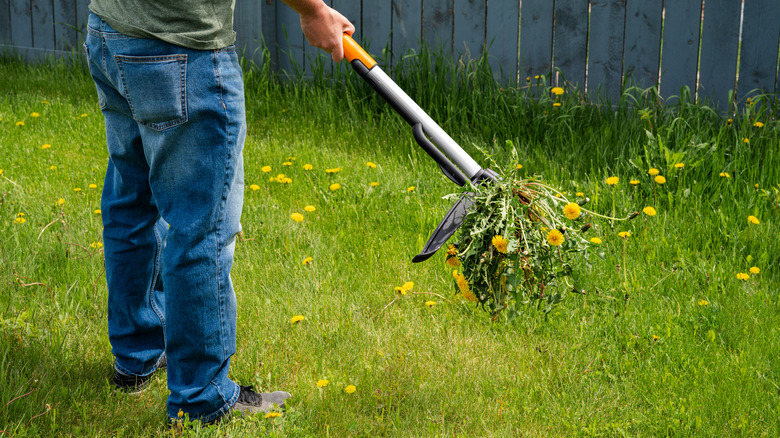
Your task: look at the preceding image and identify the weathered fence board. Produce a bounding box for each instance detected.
[54,0,79,51]
[31,0,55,51]
[0,0,12,45]
[660,0,702,100]
[622,0,663,90]
[10,0,33,49]
[553,0,588,88]
[698,0,741,110]
[738,0,780,101]
[5,0,780,113]
[486,0,518,83]
[392,0,422,66]
[518,0,553,83]
[423,0,453,54]
[454,0,486,61]
[588,0,627,102]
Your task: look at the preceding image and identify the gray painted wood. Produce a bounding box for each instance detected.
[5,0,780,114]
[552,0,588,89]
[660,0,702,101]
[486,0,518,84]
[392,0,422,61]
[453,0,485,60]
[234,0,264,66]
[698,0,741,110]
[277,3,304,76]
[1,0,12,44]
[739,0,780,99]
[32,0,55,50]
[261,0,278,68]
[360,0,392,63]
[519,0,554,83]
[11,0,33,49]
[54,0,79,51]
[622,0,663,90]
[588,0,627,102]
[423,0,453,54]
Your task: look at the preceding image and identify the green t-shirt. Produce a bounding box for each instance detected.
[89,0,237,50]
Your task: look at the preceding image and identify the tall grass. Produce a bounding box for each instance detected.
[0,46,778,437]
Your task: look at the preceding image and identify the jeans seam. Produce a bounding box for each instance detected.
[213,49,230,360]
[149,216,166,331]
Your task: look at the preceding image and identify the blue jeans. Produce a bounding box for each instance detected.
[84,13,245,422]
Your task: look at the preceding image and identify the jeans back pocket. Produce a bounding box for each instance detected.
[116,54,188,131]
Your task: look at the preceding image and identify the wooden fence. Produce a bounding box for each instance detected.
[2,0,780,111]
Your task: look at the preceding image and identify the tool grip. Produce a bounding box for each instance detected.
[343,34,376,69]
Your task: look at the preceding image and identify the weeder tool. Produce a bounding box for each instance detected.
[342,34,498,262]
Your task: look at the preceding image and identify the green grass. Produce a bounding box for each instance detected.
[1,51,779,437]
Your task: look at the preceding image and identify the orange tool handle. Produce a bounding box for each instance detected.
[343,34,377,69]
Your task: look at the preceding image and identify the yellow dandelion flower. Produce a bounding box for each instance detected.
[90,242,103,249]
[618,231,631,238]
[492,235,509,253]
[653,335,661,341]
[445,255,461,268]
[325,168,342,173]
[344,385,356,394]
[642,206,657,216]
[750,266,760,274]
[88,183,98,189]
[282,161,293,166]
[56,198,65,205]
[0,169,3,175]
[516,164,523,170]
[304,205,316,212]
[31,112,40,117]
[303,163,313,170]
[563,203,581,220]
[546,229,564,246]
[401,282,414,292]
[249,184,260,191]
[727,118,733,125]
[370,182,379,187]
[280,177,292,184]
[606,176,619,186]
[265,412,282,418]
[551,87,564,95]
[589,237,602,244]
[366,162,377,168]
[552,102,562,107]
[80,113,88,118]
[742,138,750,143]
[302,257,313,265]
[316,379,329,388]
[178,409,184,419]
[754,121,764,128]
[290,213,304,222]
[407,186,415,192]
[94,209,102,214]
[329,183,341,191]
[41,144,51,149]
[291,315,305,324]
[73,187,82,192]
[16,121,24,127]
[576,192,584,197]
[719,172,731,178]
[698,299,709,306]
[425,300,436,307]
[49,166,57,170]
[654,175,666,184]
[648,168,660,176]
[736,273,750,281]
[286,156,296,161]
[13,217,26,224]
[747,215,760,224]
[674,163,684,169]
[629,180,640,186]
[261,166,272,173]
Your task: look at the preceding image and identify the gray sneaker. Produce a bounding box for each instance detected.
[232,385,291,414]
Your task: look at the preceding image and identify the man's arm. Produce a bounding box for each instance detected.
[280,0,355,62]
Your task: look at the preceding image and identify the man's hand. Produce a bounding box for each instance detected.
[281,0,355,62]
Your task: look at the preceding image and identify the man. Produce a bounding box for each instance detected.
[83,0,353,424]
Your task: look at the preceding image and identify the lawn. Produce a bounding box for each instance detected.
[1,52,779,437]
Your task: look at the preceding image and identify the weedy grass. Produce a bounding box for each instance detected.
[1,48,779,437]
